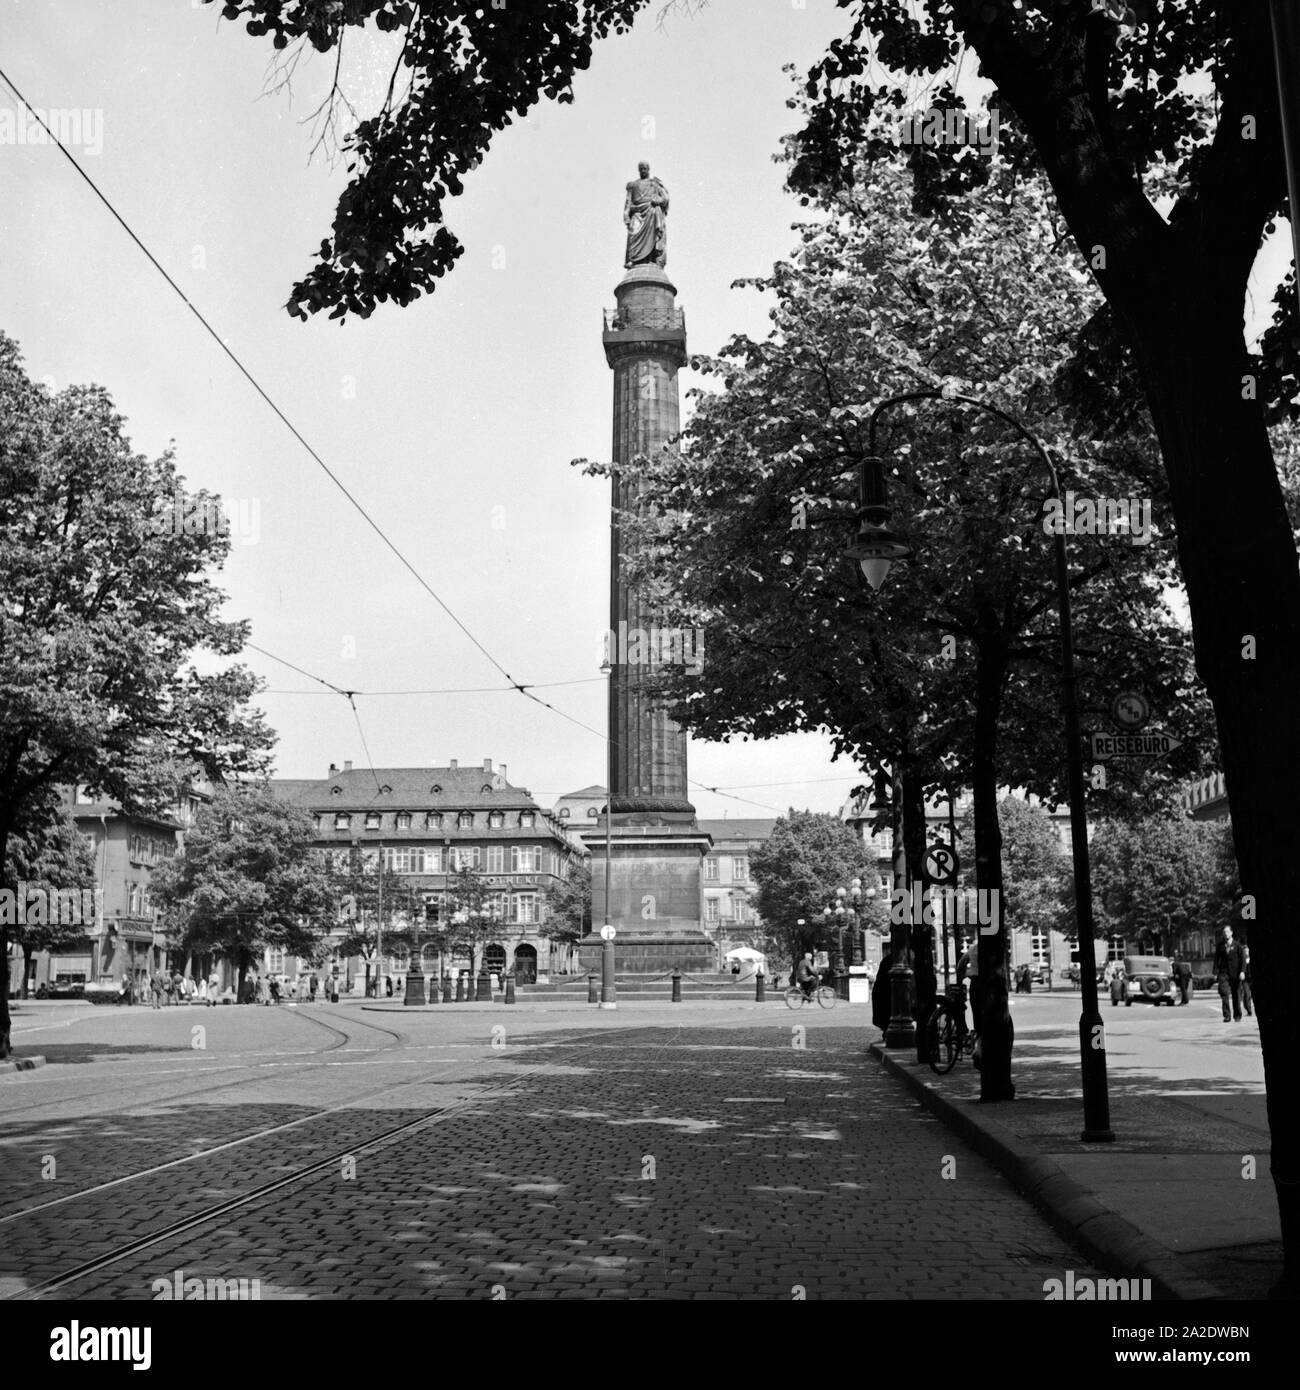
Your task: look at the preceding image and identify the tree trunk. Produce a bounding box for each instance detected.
[902,763,936,1063]
[0,828,13,1058]
[21,943,34,999]
[1118,282,1300,1292]
[972,634,1013,1101]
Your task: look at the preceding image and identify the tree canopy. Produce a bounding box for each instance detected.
[0,332,274,1053]
[151,783,332,996]
[749,810,875,964]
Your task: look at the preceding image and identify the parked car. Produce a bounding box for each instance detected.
[35,979,85,1000]
[83,979,128,1005]
[1123,955,1177,1006]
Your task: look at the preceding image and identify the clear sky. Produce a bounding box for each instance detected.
[0,1,1287,816]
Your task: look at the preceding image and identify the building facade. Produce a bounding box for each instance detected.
[272,759,580,990]
[697,818,775,965]
[7,784,208,997]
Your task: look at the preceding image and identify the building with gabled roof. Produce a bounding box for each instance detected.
[270,758,580,988]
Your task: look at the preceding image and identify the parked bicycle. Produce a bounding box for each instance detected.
[927,984,978,1073]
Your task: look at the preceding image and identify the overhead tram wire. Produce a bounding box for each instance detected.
[246,643,782,814]
[1,70,779,817]
[0,66,523,695]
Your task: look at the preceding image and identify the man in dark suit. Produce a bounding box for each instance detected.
[1214,926,1244,1022]
[1173,955,1193,1006]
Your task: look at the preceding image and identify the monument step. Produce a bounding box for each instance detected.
[522,975,772,996]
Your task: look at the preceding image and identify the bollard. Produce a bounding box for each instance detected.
[455,972,466,1003]
[671,969,682,1003]
[442,976,453,1004]
[505,976,516,1005]
[755,971,766,1003]
[587,973,599,1004]
[476,970,491,1002]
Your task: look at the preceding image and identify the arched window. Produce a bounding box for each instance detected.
[484,943,507,973]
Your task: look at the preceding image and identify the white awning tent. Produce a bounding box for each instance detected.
[724,946,765,960]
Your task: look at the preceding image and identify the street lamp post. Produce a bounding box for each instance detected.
[850,389,1113,1141]
[403,877,426,1005]
[600,654,617,1009]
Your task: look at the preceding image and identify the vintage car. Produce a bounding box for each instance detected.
[1123,955,1177,1006]
[34,979,85,1000]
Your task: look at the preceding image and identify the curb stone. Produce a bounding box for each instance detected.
[870,1041,1227,1302]
[0,1056,46,1078]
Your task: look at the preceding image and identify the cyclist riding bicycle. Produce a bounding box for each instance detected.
[795,954,820,1000]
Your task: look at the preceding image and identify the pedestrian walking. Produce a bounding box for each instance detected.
[957,940,982,1032]
[1174,955,1193,1005]
[309,975,318,1003]
[1239,941,1254,1017]
[1108,964,1125,1007]
[1214,926,1244,1022]
[269,976,281,1005]
[385,975,394,998]
[150,972,163,1009]
[330,975,339,1003]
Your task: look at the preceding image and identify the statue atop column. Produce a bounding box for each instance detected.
[623,162,668,269]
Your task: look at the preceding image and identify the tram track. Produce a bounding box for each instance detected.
[0,1004,406,1121]
[2,1024,633,1299]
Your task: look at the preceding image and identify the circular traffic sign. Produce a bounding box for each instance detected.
[1111,691,1150,731]
[924,841,960,886]
[600,924,617,941]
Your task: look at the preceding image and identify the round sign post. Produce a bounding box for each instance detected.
[1111,691,1150,731]
[924,842,960,888]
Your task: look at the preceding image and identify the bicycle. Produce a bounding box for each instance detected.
[784,982,837,1010]
[927,988,978,1073]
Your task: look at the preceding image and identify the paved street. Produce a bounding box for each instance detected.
[0,997,1110,1300]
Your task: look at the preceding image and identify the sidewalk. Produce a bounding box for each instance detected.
[873,1000,1281,1300]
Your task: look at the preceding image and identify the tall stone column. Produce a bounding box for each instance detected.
[578,262,714,975]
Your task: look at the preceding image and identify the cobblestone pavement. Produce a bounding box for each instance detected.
[1,1001,1108,1299]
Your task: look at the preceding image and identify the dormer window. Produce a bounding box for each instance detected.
[430,784,443,794]
[559,807,570,818]
[396,812,411,829]
[520,812,535,828]
[334,813,350,831]
[458,812,473,829]
[489,811,504,829]
[481,784,494,794]
[330,786,342,796]
[379,784,392,795]
[426,812,443,829]
[365,812,382,831]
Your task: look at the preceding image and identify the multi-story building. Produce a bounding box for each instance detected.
[273,759,579,989]
[551,784,609,852]
[697,819,774,965]
[7,783,209,997]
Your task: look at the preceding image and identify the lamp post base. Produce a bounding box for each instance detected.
[884,961,916,1047]
[402,974,426,1006]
